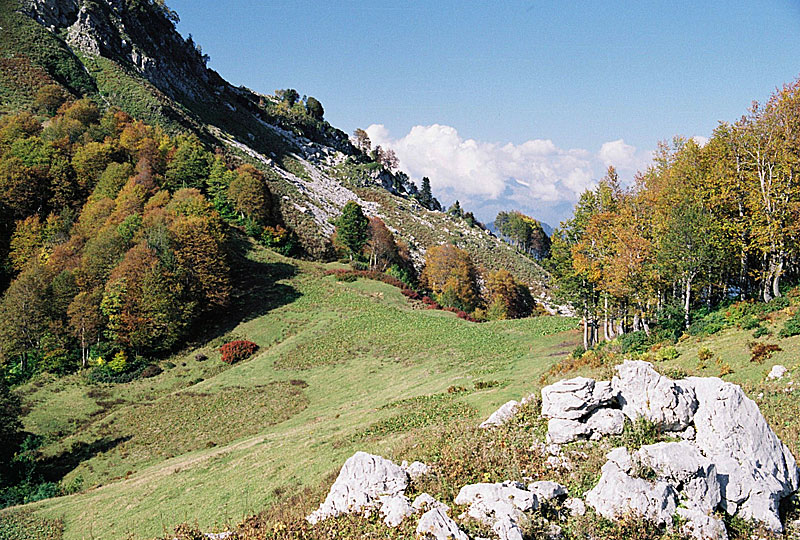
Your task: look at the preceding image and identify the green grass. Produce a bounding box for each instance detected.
[0,509,62,540]
[4,244,578,539]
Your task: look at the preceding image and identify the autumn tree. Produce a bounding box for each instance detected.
[35,84,67,116]
[67,290,103,368]
[365,217,399,271]
[227,164,271,223]
[485,269,535,319]
[0,264,51,372]
[353,129,371,153]
[421,244,481,312]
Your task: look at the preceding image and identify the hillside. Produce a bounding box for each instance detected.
[0,0,549,290]
[7,243,800,539]
[2,241,577,539]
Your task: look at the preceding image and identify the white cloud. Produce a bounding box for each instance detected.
[691,135,710,147]
[598,139,637,169]
[364,124,653,225]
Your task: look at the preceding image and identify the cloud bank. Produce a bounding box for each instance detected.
[365,124,652,227]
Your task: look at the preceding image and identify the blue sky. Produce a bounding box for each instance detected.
[168,0,800,225]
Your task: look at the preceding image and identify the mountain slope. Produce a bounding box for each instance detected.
[7,243,576,539]
[1,0,550,289]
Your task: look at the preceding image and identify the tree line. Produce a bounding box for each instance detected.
[548,79,800,349]
[0,93,289,381]
[334,201,536,320]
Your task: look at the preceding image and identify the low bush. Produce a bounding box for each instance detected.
[220,340,259,364]
[749,342,781,364]
[779,311,800,338]
[618,330,650,353]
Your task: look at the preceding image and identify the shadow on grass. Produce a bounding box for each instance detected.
[38,436,131,482]
[187,232,302,345]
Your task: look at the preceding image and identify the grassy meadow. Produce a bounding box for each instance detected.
[2,243,577,539]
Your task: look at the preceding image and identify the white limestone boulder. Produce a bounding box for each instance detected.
[379,494,413,527]
[585,448,678,526]
[306,451,409,524]
[635,441,721,512]
[402,460,431,480]
[564,497,586,517]
[686,376,800,531]
[416,507,469,540]
[546,418,592,444]
[676,508,729,540]
[480,400,520,428]
[412,493,450,513]
[585,407,626,439]
[541,377,615,420]
[455,481,537,540]
[527,480,567,502]
[768,364,788,380]
[612,360,697,431]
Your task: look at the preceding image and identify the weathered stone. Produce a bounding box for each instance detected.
[379,494,413,527]
[676,508,729,540]
[585,407,625,439]
[585,449,678,526]
[635,441,721,512]
[416,508,469,540]
[613,360,697,430]
[546,418,591,444]
[541,377,614,420]
[412,493,449,513]
[307,452,408,524]
[564,497,586,517]
[455,481,537,539]
[492,517,524,540]
[686,376,800,531]
[527,480,567,501]
[768,364,788,380]
[479,400,520,428]
[403,460,431,480]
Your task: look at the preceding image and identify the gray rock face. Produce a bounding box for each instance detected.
[541,377,615,420]
[307,452,409,525]
[613,360,697,430]
[546,418,592,444]
[585,407,625,439]
[676,508,728,540]
[768,364,788,380]
[527,480,567,502]
[479,400,520,428]
[454,481,537,540]
[416,508,469,540]
[635,442,721,512]
[585,449,678,526]
[687,376,799,531]
[21,0,79,28]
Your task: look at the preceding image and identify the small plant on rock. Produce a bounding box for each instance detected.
[621,416,660,450]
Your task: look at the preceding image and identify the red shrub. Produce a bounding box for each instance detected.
[401,289,421,300]
[220,340,259,364]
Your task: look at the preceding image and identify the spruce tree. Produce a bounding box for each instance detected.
[336,201,369,259]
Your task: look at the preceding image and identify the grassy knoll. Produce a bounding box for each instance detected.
[4,244,577,539]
